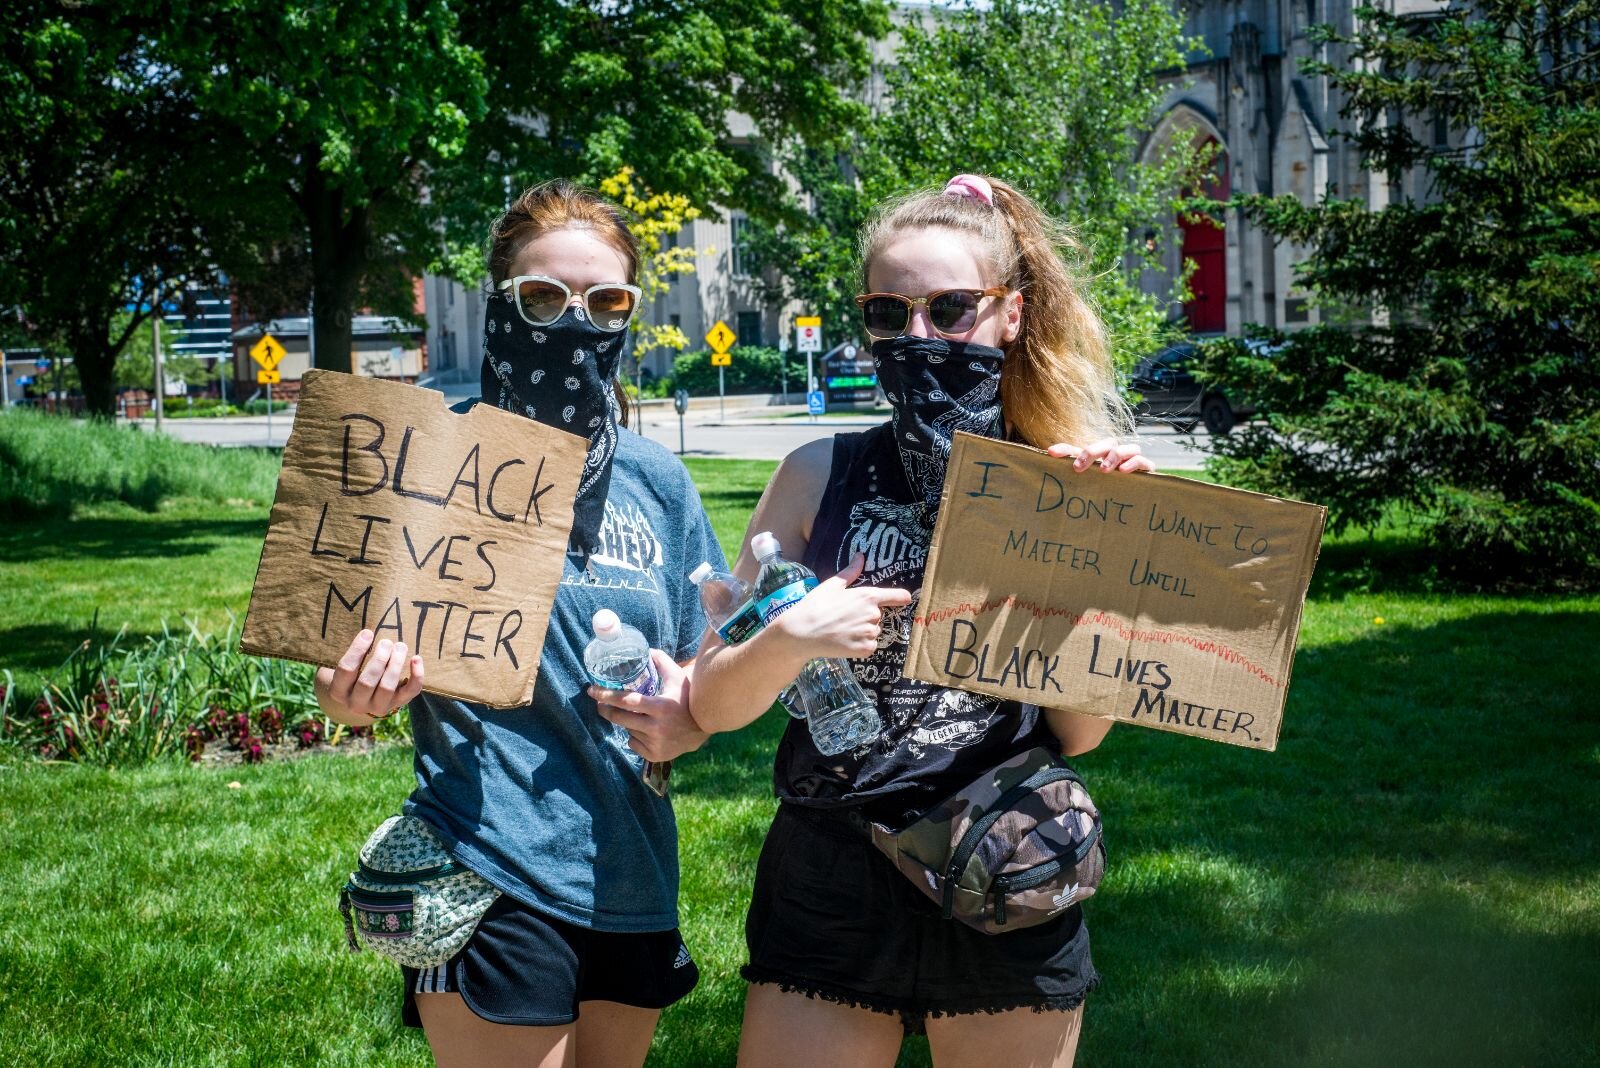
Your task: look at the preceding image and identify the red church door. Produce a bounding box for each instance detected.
[1180,140,1229,334]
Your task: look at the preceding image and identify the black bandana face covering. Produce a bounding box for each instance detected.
[873,335,1005,516]
[481,294,626,562]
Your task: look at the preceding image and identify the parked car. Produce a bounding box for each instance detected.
[1127,338,1273,434]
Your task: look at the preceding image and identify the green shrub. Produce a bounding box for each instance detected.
[1202,5,1600,585]
[667,346,810,396]
[141,397,240,418]
[243,397,292,416]
[0,407,280,517]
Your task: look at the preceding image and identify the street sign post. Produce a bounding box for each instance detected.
[795,316,822,352]
[251,332,288,448]
[0,350,7,409]
[704,321,735,352]
[250,333,286,371]
[705,320,735,423]
[153,318,165,431]
[796,315,822,417]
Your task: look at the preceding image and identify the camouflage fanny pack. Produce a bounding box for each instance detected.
[337,815,500,969]
[857,747,1105,935]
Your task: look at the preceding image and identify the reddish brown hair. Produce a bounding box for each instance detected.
[488,179,639,426]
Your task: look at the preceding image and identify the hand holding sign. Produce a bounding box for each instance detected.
[317,629,425,721]
[241,370,587,707]
[906,434,1325,751]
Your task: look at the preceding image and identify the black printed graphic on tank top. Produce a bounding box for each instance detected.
[774,424,1055,829]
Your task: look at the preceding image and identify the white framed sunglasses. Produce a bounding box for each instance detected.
[496,274,642,332]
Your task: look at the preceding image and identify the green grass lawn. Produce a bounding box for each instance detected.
[1,435,1597,1066]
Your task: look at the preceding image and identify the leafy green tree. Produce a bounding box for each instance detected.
[108,314,217,393]
[745,0,1200,367]
[739,147,871,345]
[154,0,491,374]
[1201,1,1600,583]
[0,6,227,417]
[5,0,890,397]
[597,167,713,381]
[435,0,891,256]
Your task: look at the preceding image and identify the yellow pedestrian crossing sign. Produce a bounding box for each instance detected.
[710,351,732,367]
[705,320,736,354]
[250,333,286,371]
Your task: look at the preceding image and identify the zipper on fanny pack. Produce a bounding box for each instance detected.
[357,859,465,884]
[940,765,1085,921]
[987,825,1103,927]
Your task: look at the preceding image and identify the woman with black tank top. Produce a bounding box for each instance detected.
[691,175,1154,1067]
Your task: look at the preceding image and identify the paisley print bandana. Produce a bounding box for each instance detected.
[481,293,625,562]
[872,335,1005,518]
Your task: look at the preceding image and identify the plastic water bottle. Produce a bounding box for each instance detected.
[750,532,883,755]
[584,609,669,796]
[689,562,805,719]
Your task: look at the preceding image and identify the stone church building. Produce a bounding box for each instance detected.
[1140,0,1447,334]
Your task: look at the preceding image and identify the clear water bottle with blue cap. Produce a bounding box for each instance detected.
[750,531,882,755]
[689,561,805,718]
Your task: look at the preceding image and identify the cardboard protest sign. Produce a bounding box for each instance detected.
[241,370,587,707]
[905,433,1326,751]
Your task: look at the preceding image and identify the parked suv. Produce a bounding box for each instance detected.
[1127,339,1267,434]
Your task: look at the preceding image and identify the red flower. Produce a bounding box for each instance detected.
[255,705,284,745]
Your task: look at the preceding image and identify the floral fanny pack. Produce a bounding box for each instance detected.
[337,815,500,969]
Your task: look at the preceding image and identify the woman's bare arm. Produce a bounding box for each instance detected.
[688,438,909,734]
[1043,707,1114,757]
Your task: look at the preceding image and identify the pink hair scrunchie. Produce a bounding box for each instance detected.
[942,174,995,206]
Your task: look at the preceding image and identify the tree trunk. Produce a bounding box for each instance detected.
[68,313,118,420]
[303,162,371,373]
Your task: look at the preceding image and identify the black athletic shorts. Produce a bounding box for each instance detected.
[401,894,699,1027]
[742,802,1099,1034]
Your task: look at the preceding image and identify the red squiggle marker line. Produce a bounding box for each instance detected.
[914,599,1285,688]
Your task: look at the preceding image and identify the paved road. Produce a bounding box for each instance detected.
[638,408,1216,468]
[144,405,1218,468]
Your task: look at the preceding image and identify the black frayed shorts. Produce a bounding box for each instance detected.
[742,802,1099,1034]
[401,894,698,1028]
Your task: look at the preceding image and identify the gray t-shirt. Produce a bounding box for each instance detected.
[404,427,724,932]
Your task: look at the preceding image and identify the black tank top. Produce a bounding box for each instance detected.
[774,424,1055,828]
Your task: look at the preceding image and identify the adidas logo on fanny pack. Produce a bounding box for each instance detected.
[1049,884,1082,912]
[672,944,692,969]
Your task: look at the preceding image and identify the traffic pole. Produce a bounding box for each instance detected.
[153,317,164,431]
[807,349,815,424]
[718,364,725,423]
[1,350,8,409]
[266,382,273,447]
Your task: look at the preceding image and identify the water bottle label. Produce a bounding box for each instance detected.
[634,663,660,696]
[755,577,818,624]
[715,597,765,645]
[587,661,659,696]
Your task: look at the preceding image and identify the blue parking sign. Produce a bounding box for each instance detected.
[807,390,826,415]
